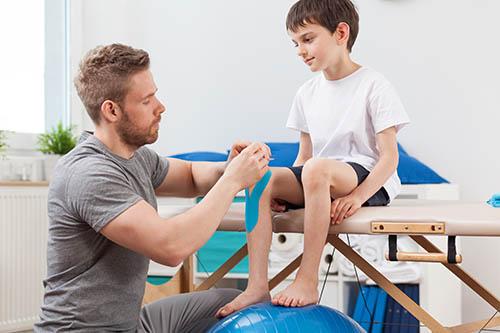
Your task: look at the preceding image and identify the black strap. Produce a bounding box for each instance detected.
[388,235,398,261]
[448,236,457,264]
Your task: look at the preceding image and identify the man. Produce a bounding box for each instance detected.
[34,43,270,332]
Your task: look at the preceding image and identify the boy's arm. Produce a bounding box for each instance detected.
[331,126,399,223]
[293,132,313,166]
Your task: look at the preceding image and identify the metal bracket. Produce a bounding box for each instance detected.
[371,221,445,234]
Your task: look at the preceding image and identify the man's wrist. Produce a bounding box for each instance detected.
[219,174,241,196]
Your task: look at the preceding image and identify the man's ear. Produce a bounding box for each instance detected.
[335,22,350,45]
[100,100,121,123]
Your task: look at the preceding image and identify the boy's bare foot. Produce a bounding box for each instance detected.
[216,288,271,318]
[271,278,318,307]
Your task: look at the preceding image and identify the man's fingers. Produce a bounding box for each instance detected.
[241,142,261,156]
[263,144,271,159]
[236,141,252,152]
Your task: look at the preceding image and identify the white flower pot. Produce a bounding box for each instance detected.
[43,154,61,182]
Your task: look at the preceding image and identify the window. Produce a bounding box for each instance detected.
[0,0,69,151]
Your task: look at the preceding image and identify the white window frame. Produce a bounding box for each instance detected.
[5,0,70,155]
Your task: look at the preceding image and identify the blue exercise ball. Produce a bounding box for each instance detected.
[208,302,365,333]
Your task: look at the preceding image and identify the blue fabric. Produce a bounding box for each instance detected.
[487,193,500,207]
[265,142,448,185]
[169,143,448,185]
[169,151,228,162]
[372,288,388,333]
[265,142,300,167]
[396,144,448,184]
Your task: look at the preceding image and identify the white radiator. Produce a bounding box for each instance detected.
[0,187,48,332]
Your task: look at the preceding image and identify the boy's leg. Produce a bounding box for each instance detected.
[272,158,358,307]
[216,167,304,317]
[138,288,241,333]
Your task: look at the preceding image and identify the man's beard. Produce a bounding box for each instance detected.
[116,111,158,148]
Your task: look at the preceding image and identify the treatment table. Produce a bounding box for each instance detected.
[151,200,500,333]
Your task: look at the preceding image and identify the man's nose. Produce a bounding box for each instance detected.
[158,101,166,115]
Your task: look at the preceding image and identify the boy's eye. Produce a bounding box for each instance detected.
[143,99,150,105]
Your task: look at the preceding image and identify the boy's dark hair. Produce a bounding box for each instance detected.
[74,43,150,125]
[286,0,359,52]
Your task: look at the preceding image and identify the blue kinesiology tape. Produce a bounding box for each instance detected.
[244,170,272,233]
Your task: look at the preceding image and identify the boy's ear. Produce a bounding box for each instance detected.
[335,22,350,45]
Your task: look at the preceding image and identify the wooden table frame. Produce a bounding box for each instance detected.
[144,232,500,332]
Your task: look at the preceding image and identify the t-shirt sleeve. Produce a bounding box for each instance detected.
[66,163,143,232]
[368,81,410,134]
[286,90,309,133]
[140,147,170,189]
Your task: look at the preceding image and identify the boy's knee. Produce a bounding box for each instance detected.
[302,158,330,188]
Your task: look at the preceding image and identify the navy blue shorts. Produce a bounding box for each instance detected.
[285,162,390,210]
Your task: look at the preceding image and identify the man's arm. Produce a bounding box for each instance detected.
[102,178,239,267]
[102,142,270,266]
[155,141,266,198]
[154,158,226,198]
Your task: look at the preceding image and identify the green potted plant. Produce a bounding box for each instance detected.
[0,130,7,156]
[37,121,77,182]
[0,130,8,180]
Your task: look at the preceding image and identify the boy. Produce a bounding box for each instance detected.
[217,0,409,316]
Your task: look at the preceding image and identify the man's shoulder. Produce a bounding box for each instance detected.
[61,145,113,172]
[53,146,123,190]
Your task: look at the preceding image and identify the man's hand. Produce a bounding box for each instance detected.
[223,142,270,190]
[227,141,250,162]
[330,194,363,224]
[227,141,271,164]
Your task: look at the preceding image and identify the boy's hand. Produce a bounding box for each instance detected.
[330,194,363,224]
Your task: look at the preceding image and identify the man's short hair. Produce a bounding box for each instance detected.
[74,44,150,124]
[286,0,359,52]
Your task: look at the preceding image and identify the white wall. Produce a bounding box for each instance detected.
[73,0,500,324]
[73,0,311,154]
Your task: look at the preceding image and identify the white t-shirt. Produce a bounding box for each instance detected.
[286,67,410,202]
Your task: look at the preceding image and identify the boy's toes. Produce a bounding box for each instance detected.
[272,294,282,305]
[215,306,226,318]
[216,304,235,318]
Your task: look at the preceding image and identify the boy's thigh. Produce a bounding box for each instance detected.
[138,288,240,333]
[301,159,359,199]
[269,167,304,206]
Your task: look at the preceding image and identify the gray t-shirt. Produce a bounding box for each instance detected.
[34,132,169,332]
